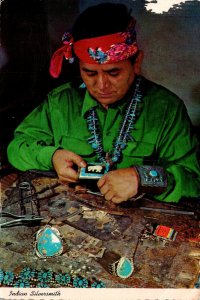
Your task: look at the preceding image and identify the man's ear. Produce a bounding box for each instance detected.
[134,50,144,74]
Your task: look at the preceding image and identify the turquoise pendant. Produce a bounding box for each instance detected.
[116,257,134,279]
[35,225,63,258]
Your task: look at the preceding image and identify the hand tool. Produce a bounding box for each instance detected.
[0,212,44,228]
[140,206,195,216]
[75,188,103,197]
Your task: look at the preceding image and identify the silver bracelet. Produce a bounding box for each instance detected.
[134,165,168,193]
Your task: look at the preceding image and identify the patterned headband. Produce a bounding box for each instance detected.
[49,18,138,78]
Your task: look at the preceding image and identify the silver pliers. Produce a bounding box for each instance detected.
[0,212,44,228]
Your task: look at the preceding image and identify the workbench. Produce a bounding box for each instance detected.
[0,169,200,289]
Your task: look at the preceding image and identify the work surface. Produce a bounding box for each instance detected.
[0,169,200,288]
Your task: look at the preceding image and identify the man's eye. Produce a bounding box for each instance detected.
[109,71,119,77]
[86,72,96,77]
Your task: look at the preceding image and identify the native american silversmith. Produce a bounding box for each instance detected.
[7,3,200,204]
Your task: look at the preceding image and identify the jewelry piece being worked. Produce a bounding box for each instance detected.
[34,225,63,258]
[79,162,110,180]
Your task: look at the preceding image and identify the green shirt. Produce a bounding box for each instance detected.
[7,77,200,202]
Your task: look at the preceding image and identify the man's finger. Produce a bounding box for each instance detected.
[65,161,74,167]
[58,175,78,183]
[99,184,109,196]
[68,152,86,168]
[104,190,114,201]
[97,175,107,189]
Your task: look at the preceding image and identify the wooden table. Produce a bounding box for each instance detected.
[1,169,200,289]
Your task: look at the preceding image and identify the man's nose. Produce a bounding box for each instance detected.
[96,74,110,90]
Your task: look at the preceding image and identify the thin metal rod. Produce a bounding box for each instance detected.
[140,206,195,216]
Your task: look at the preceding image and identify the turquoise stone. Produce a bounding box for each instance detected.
[149,170,158,177]
[37,270,53,282]
[91,281,106,288]
[3,271,14,285]
[14,279,30,288]
[116,257,134,279]
[112,156,118,162]
[73,277,88,288]
[36,226,63,258]
[0,269,4,282]
[92,143,98,149]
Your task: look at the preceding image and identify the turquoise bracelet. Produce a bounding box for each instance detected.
[134,165,168,194]
[0,267,106,288]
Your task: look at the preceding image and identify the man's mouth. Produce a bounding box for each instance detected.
[97,92,114,98]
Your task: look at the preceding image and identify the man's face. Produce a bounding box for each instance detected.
[79,59,139,108]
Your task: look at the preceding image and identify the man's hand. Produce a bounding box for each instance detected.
[52,149,86,183]
[97,167,139,203]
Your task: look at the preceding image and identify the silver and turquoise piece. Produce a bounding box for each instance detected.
[109,256,134,279]
[35,225,63,258]
[116,257,134,279]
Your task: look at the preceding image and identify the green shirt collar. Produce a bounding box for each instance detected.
[81,90,99,117]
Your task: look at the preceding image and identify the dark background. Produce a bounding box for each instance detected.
[0,0,200,166]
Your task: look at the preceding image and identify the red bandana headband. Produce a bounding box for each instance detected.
[49,19,138,78]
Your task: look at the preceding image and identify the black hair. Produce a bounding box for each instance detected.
[72,3,132,42]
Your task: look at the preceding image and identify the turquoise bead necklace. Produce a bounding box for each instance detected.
[86,76,142,165]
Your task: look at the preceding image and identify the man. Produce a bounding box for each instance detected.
[7,3,200,204]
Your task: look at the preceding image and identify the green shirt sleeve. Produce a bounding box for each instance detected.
[7,99,58,171]
[154,98,200,202]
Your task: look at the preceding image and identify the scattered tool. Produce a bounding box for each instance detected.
[18,181,32,215]
[140,206,196,217]
[75,188,103,197]
[0,212,44,228]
